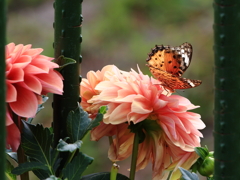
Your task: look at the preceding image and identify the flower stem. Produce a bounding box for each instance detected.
[12,113,29,180]
[110,163,119,180]
[129,132,139,180]
[17,146,29,180]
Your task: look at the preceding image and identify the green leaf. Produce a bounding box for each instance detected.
[179,167,199,180]
[55,55,76,71]
[50,148,61,173]
[19,121,55,178]
[195,147,209,160]
[6,159,16,180]
[57,139,82,152]
[80,172,130,180]
[21,121,53,164]
[62,152,93,180]
[11,162,48,175]
[99,106,107,114]
[31,162,53,180]
[67,105,104,142]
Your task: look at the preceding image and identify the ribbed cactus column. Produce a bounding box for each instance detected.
[213,1,240,179]
[53,0,82,145]
[0,0,6,180]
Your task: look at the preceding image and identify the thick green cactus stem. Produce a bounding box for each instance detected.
[0,0,6,179]
[213,1,240,179]
[53,0,82,146]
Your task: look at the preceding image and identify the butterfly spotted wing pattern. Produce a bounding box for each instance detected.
[146,42,202,92]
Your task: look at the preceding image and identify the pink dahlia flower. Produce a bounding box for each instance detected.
[81,65,205,180]
[6,43,63,151]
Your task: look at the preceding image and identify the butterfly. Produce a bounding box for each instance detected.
[146,42,202,92]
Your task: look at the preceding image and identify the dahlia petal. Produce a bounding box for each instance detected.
[12,55,32,68]
[91,122,117,141]
[168,152,199,180]
[7,66,24,83]
[18,74,42,94]
[6,123,20,152]
[22,48,43,58]
[6,82,17,102]
[9,44,24,63]
[87,70,101,88]
[80,65,205,179]
[24,64,49,74]
[6,109,13,126]
[108,103,131,124]
[9,85,38,117]
[6,43,16,57]
[108,126,134,161]
[128,112,149,123]
[36,70,63,95]
[171,95,200,110]
[95,81,116,91]
[91,85,119,101]
[20,44,31,52]
[131,96,152,114]
[32,55,58,69]
[183,112,206,129]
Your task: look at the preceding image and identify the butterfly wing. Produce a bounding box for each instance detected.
[147,42,192,77]
[146,42,201,92]
[148,66,201,92]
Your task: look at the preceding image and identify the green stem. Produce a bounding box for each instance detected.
[213,1,240,179]
[129,132,139,180]
[0,0,6,179]
[53,0,82,176]
[110,163,119,180]
[17,146,29,180]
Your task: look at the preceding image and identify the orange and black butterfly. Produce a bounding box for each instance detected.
[146,42,202,92]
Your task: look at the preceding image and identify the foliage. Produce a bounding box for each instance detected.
[9,106,106,180]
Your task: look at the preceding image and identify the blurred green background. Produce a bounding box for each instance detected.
[7,0,213,179]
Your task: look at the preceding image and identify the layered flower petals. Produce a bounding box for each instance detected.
[9,85,38,117]
[81,65,205,180]
[5,43,64,151]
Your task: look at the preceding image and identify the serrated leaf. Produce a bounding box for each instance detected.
[179,167,199,180]
[19,121,54,178]
[89,111,104,130]
[11,162,48,175]
[6,159,16,180]
[55,55,76,71]
[195,147,209,160]
[32,165,52,179]
[67,105,104,142]
[57,139,82,152]
[62,152,93,180]
[21,121,53,163]
[80,172,130,180]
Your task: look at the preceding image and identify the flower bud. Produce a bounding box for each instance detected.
[198,156,214,177]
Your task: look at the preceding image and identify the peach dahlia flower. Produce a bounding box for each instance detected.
[81,65,205,180]
[6,43,63,151]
